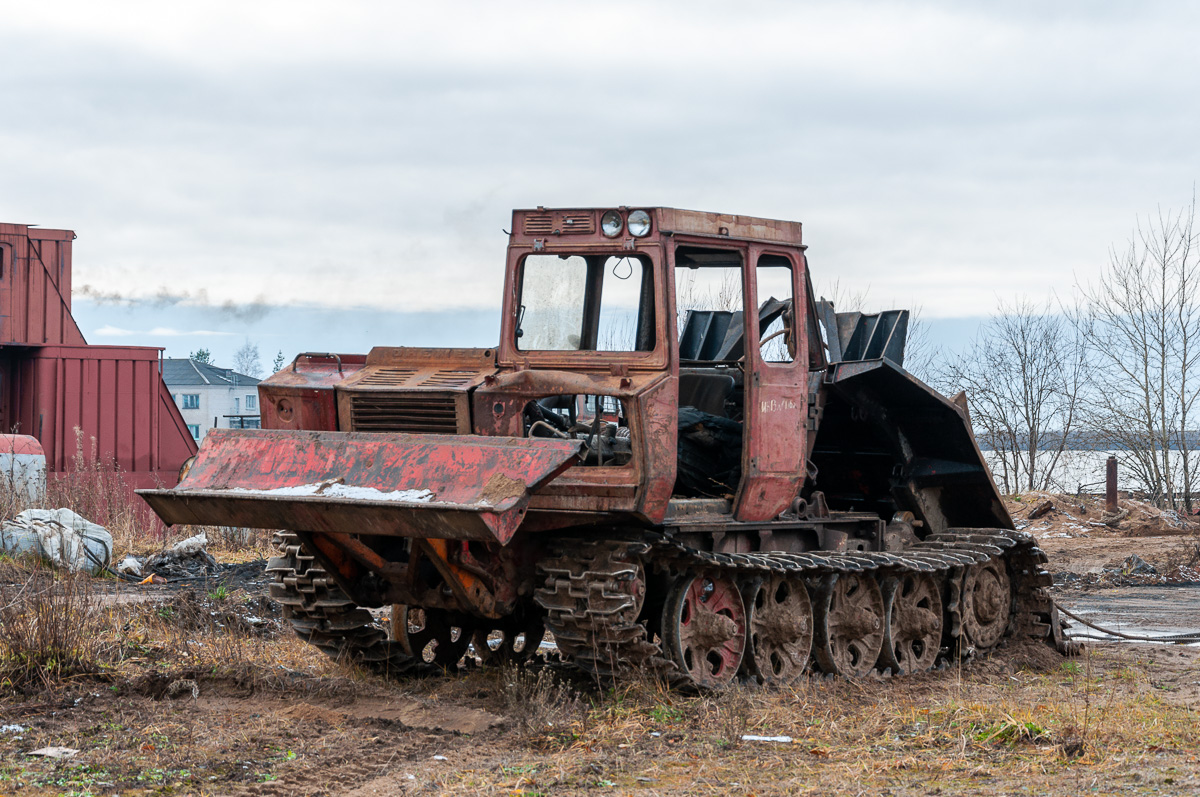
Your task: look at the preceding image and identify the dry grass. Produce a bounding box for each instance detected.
[423,648,1200,795]
[0,580,1194,796]
[0,565,111,692]
[41,429,167,556]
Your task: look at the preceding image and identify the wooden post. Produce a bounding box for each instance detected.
[1105,455,1118,513]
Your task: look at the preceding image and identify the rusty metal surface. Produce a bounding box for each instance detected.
[4,344,196,491]
[138,429,582,544]
[336,348,496,436]
[258,353,366,432]
[0,224,86,347]
[510,208,803,247]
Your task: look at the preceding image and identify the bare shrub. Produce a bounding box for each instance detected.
[1076,197,1200,511]
[704,685,754,748]
[938,298,1087,494]
[502,666,586,739]
[0,567,108,691]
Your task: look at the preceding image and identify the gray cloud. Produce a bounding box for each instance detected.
[76,285,271,324]
[3,1,1200,321]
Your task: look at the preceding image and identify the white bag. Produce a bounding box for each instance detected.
[0,508,113,575]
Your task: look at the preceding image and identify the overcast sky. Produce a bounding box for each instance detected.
[4,1,1200,368]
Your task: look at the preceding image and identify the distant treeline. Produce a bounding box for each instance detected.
[975,432,1200,452]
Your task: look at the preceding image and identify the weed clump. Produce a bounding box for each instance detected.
[502,667,585,740]
[0,568,108,691]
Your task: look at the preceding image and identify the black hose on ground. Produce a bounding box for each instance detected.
[1054,601,1200,644]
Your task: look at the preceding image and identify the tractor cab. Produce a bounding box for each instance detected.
[479,206,818,525]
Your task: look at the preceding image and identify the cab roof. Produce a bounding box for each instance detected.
[511,207,803,246]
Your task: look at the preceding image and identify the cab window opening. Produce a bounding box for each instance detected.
[673,245,748,499]
[757,254,796,364]
[516,253,655,353]
[524,394,633,467]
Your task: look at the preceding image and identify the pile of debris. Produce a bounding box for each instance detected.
[115,533,271,593]
[1054,554,1200,591]
[1008,492,1199,539]
[117,532,219,581]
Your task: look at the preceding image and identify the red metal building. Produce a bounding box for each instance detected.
[0,223,197,490]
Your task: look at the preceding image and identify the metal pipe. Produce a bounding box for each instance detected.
[1106,455,1118,513]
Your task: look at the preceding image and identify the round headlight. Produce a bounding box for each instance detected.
[627,209,651,237]
[601,210,624,237]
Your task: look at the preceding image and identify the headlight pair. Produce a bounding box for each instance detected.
[601,209,651,238]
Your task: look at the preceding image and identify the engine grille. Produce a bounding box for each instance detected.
[349,393,461,434]
[523,212,595,236]
[421,369,476,388]
[357,367,418,387]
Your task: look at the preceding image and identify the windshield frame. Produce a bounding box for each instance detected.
[499,243,668,371]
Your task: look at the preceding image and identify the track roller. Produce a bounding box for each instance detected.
[661,572,747,688]
[812,572,885,677]
[391,605,474,666]
[878,571,943,674]
[743,574,813,684]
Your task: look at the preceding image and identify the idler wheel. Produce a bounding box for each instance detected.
[812,572,885,678]
[878,572,943,675]
[472,610,546,665]
[961,557,1012,649]
[744,575,813,685]
[391,605,473,666]
[662,573,747,688]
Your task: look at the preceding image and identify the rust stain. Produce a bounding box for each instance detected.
[480,472,527,505]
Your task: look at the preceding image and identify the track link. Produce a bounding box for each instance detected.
[535,538,667,677]
[267,532,414,672]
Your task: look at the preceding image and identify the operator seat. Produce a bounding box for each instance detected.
[678,373,735,417]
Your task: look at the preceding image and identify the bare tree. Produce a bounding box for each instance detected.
[234,338,263,378]
[939,298,1086,494]
[899,305,940,384]
[1075,197,1200,510]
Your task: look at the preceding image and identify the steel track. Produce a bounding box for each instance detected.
[267,532,415,672]
[536,527,1070,681]
[267,527,1069,683]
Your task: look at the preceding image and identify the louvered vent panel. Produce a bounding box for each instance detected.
[421,369,477,388]
[559,213,595,234]
[357,368,418,387]
[350,394,460,434]
[523,215,554,235]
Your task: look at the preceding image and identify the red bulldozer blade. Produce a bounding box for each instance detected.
[137,429,582,545]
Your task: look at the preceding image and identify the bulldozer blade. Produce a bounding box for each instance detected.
[137,429,583,545]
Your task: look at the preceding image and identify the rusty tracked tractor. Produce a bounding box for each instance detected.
[140,207,1070,687]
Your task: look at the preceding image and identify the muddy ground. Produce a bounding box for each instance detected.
[0,498,1196,797]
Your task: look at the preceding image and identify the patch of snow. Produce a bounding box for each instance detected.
[0,725,25,734]
[741,735,794,743]
[226,483,435,502]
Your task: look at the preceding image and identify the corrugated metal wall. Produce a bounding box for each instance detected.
[0,223,197,493]
[8,345,197,488]
[0,224,87,347]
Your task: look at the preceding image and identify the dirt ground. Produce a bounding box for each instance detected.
[0,637,1196,796]
[0,498,1196,797]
